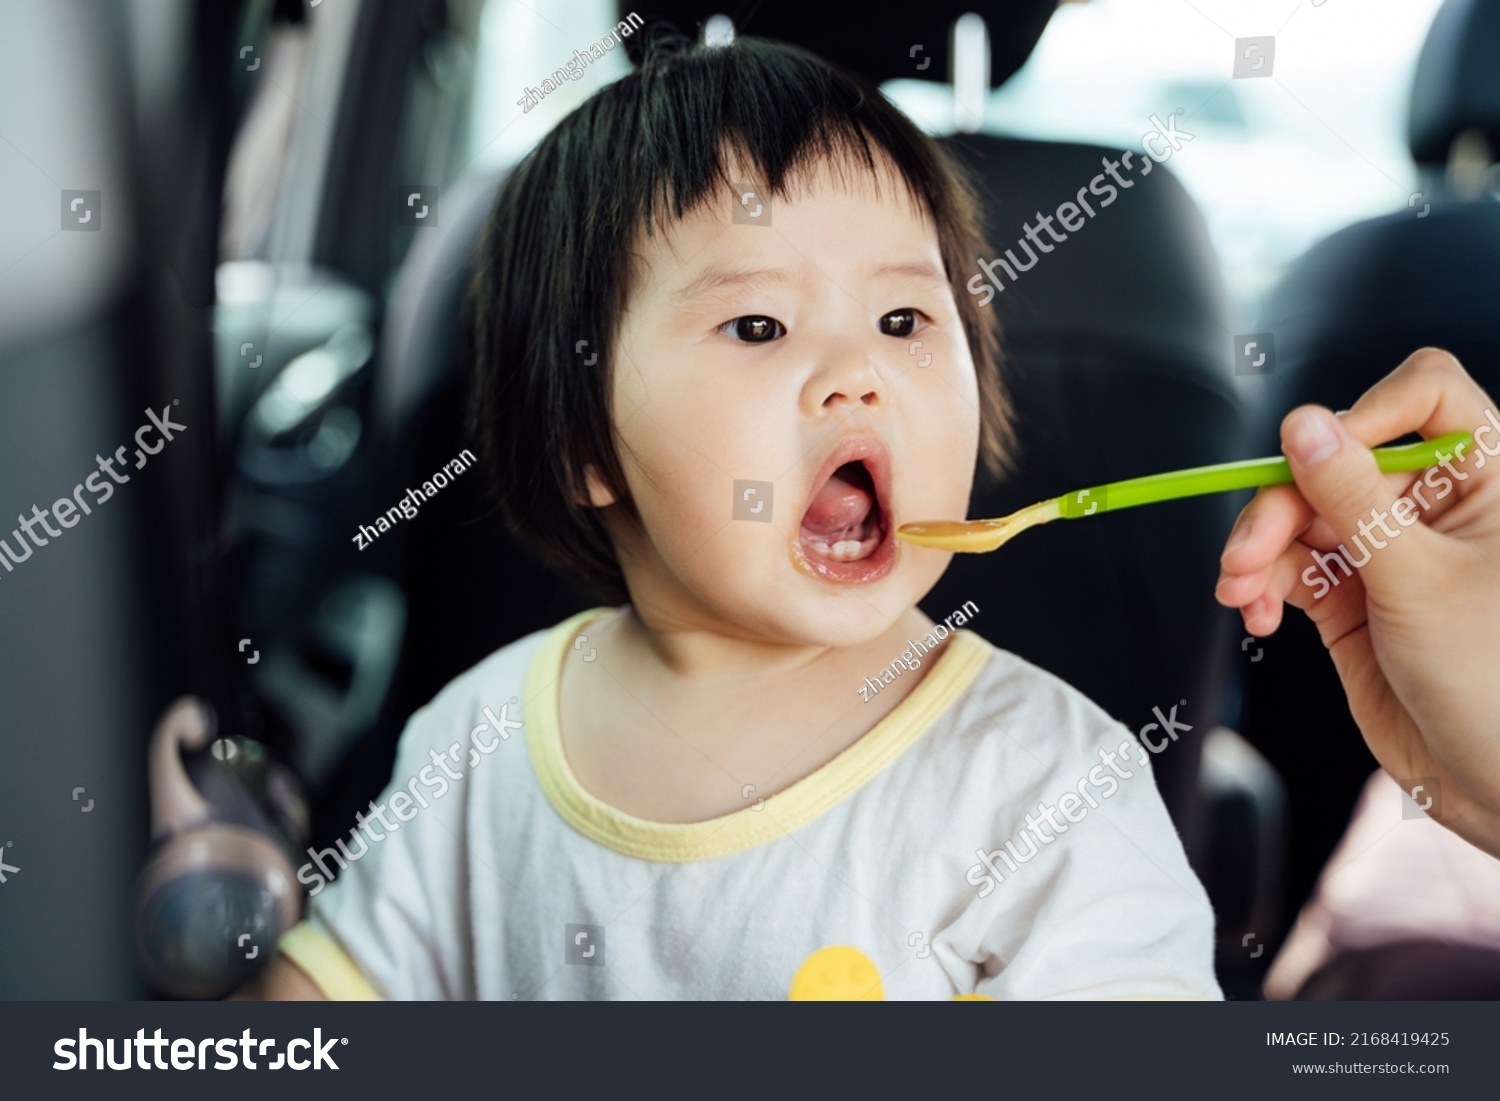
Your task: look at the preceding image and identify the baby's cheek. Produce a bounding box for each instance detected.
[658,472,753,559]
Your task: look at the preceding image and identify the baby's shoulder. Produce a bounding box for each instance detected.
[396,620,558,753]
[927,633,1133,778]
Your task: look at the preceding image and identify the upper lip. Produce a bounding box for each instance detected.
[799,433,894,536]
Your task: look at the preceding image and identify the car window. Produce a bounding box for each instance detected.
[882,0,1450,319]
[464,0,634,171]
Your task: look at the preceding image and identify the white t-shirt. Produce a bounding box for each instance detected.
[279,606,1221,1000]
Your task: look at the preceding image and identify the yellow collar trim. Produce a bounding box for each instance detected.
[523,607,992,863]
[277,921,384,1000]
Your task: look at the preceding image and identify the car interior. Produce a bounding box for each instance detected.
[1,0,1495,1002]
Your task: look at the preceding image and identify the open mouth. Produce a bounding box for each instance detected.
[794,437,897,584]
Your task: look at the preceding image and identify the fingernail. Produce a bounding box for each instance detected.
[1224,515,1253,556]
[1286,409,1340,466]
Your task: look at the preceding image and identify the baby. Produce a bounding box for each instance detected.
[253,32,1219,1000]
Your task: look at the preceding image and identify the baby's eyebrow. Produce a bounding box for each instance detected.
[868,260,948,285]
[671,264,794,306]
[672,260,946,306]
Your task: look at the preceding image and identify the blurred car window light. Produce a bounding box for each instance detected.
[880,0,1449,321]
[466,0,633,171]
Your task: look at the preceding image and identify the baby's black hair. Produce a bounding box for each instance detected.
[468,30,1011,605]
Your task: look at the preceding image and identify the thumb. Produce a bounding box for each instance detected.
[1281,405,1427,583]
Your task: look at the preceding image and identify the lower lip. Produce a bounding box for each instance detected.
[790,516,898,585]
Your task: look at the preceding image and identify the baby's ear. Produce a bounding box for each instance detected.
[580,463,619,509]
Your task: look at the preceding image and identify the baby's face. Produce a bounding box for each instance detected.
[596,157,982,646]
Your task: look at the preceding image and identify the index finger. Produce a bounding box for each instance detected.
[1337,348,1500,502]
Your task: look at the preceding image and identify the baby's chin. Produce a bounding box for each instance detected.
[682,564,932,651]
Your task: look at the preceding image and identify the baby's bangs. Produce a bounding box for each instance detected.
[624,36,948,236]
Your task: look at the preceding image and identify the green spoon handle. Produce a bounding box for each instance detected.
[1057,431,1475,518]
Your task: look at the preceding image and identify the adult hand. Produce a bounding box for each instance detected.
[1216,348,1500,858]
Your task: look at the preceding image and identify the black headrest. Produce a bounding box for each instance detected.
[943,134,1232,389]
[619,1,1056,88]
[1408,0,1500,164]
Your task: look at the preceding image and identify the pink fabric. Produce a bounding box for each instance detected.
[1265,770,1500,999]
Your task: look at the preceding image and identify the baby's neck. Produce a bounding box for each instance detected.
[557,604,942,823]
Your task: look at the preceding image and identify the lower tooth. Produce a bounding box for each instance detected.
[806,537,875,563]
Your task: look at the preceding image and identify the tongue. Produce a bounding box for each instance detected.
[802,470,874,539]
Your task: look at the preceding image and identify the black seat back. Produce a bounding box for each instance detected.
[333,170,591,827]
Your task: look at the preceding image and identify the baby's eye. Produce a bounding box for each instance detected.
[880,309,921,337]
[717,315,785,343]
